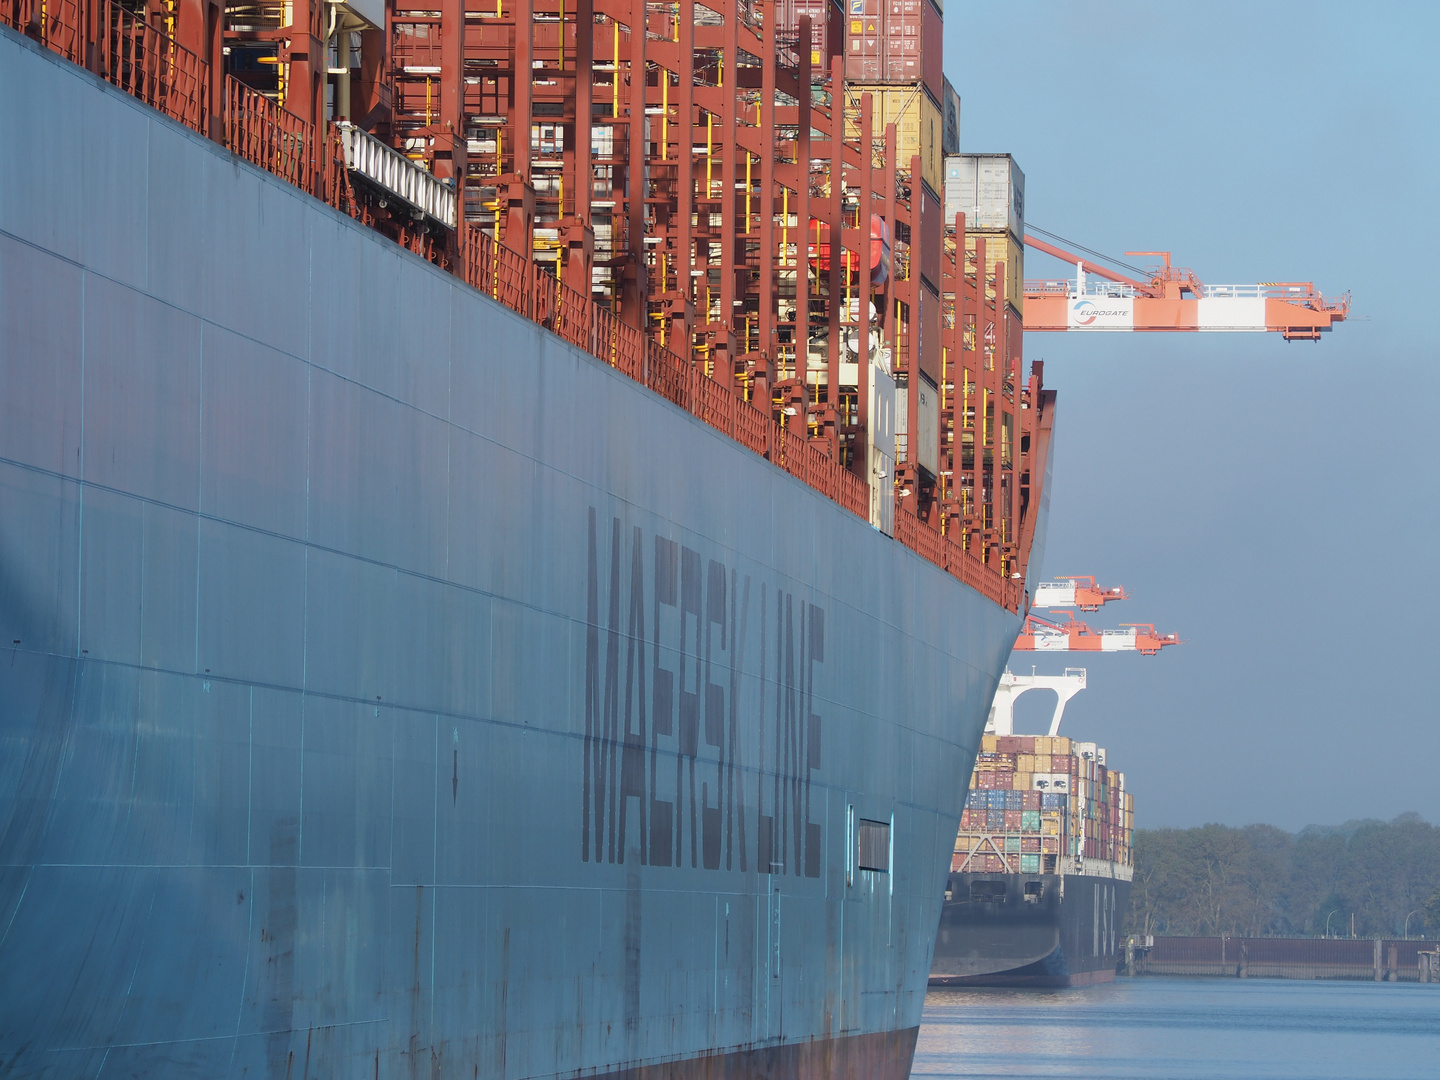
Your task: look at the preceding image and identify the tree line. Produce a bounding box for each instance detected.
[1127,813,1440,939]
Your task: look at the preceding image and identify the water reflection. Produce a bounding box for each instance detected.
[913,978,1440,1080]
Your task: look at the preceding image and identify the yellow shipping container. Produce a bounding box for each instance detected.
[981,734,998,753]
[1016,753,1035,773]
[1014,772,1032,791]
[1053,736,1071,756]
[1034,753,1051,773]
[965,229,1024,316]
[843,82,945,200]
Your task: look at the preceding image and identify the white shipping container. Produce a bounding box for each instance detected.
[917,373,938,475]
[870,361,897,536]
[943,153,1024,237]
[893,373,938,476]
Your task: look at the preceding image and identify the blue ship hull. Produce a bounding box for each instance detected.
[0,29,1031,1078]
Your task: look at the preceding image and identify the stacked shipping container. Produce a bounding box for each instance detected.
[841,0,953,370]
[843,0,944,90]
[944,153,1025,315]
[841,84,945,201]
[952,734,1135,874]
[789,0,844,76]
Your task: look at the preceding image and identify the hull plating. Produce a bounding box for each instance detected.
[0,30,1026,1079]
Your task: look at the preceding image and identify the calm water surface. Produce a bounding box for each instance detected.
[914,977,1440,1080]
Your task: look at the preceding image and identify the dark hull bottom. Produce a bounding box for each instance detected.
[592,1028,918,1080]
[930,961,1118,989]
[929,872,1129,989]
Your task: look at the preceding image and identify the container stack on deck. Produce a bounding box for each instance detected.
[953,734,1135,875]
[944,153,1025,324]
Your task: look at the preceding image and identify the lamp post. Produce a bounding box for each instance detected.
[1405,910,1422,939]
[1325,909,1338,938]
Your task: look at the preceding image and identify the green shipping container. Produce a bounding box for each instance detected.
[1021,810,1040,832]
[1004,837,1021,853]
[1020,854,1040,874]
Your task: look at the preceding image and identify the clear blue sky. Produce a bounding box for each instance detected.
[944,1,1440,830]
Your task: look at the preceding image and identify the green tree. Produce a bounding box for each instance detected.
[1127,813,1440,938]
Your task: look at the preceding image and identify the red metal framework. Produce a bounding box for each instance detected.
[3,0,1047,612]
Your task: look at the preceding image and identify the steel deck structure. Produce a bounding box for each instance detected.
[4,0,1050,612]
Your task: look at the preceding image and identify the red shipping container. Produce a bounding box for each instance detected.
[1021,837,1039,853]
[1021,791,1040,810]
[996,736,1022,753]
[843,2,885,83]
[1019,736,1035,753]
[919,0,942,103]
[1042,837,1057,854]
[881,0,921,85]
[789,0,843,75]
[1003,810,1022,830]
[950,852,963,871]
[977,772,995,789]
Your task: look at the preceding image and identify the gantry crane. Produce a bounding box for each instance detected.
[1022,234,1349,341]
[1014,612,1180,656]
[986,667,1088,737]
[1032,576,1128,612]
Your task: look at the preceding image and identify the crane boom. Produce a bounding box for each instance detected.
[1021,237,1349,341]
[1032,576,1128,612]
[1014,612,1180,656]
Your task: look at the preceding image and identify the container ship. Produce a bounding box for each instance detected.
[930,723,1135,988]
[0,0,1055,1074]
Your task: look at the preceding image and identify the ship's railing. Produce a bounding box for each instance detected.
[1,8,1020,611]
[8,0,81,61]
[100,2,207,132]
[7,0,208,132]
[225,79,309,188]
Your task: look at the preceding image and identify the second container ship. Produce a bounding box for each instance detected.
[930,729,1134,987]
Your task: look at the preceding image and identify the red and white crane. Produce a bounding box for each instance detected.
[1014,612,1180,656]
[1032,575,1128,612]
[1022,235,1349,341]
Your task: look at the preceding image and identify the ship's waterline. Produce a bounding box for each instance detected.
[0,29,1039,1079]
